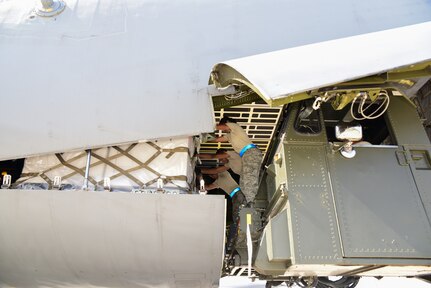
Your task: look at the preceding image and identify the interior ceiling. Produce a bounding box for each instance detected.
[199,101,284,156]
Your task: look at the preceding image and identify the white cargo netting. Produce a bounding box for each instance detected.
[15,137,195,193]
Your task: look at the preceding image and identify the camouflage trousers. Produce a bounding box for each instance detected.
[240,147,262,203]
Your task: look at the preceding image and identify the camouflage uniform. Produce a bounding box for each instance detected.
[240,147,262,203]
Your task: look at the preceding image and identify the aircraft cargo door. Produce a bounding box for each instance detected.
[209,21,431,263]
[0,190,226,288]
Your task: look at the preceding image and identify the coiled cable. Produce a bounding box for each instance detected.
[350,90,390,120]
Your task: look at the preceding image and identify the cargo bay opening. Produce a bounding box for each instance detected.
[205,22,431,286]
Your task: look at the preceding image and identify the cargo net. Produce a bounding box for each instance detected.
[15,138,194,193]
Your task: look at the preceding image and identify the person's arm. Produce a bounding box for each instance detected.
[208,136,228,143]
[216,124,231,131]
[201,166,229,174]
[213,152,230,160]
[197,153,215,160]
[205,183,218,190]
[197,153,229,160]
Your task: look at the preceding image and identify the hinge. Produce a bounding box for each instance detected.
[1,174,12,189]
[395,150,409,166]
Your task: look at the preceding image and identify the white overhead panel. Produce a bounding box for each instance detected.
[211,21,431,105]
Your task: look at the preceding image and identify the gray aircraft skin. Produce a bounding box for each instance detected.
[1,0,431,160]
[1,0,431,287]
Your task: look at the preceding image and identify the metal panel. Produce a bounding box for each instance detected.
[405,146,431,224]
[211,22,431,104]
[410,169,431,222]
[285,145,342,263]
[267,210,291,263]
[0,190,226,288]
[386,96,431,145]
[328,147,431,258]
[2,0,431,160]
[254,232,286,276]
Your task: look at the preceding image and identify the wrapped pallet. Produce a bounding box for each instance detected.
[16,137,195,193]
